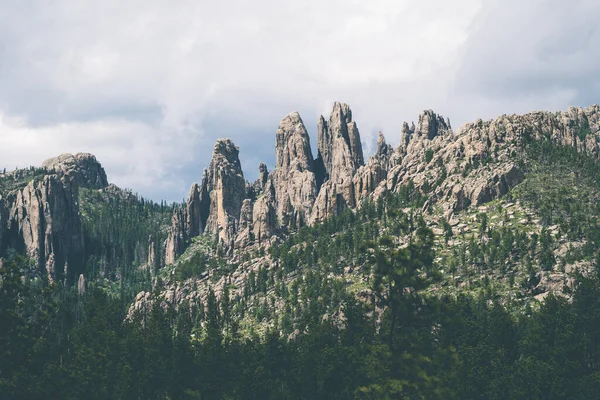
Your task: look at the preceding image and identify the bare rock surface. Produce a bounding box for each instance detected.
[42,153,108,189]
[273,112,318,227]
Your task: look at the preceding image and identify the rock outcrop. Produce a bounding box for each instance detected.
[353,132,393,204]
[273,112,318,228]
[258,163,269,190]
[253,178,278,243]
[42,153,108,189]
[311,102,364,222]
[164,140,245,262]
[203,139,246,247]
[161,103,600,265]
[164,207,188,265]
[1,174,83,283]
[186,183,205,238]
[317,102,364,178]
[147,235,157,272]
[234,199,254,249]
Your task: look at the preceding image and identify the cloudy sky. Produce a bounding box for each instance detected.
[0,0,598,202]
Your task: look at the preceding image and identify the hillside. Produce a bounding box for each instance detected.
[2,103,600,399]
[128,104,600,332]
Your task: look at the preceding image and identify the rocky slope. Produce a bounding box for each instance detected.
[126,103,600,333]
[163,103,600,265]
[2,102,600,313]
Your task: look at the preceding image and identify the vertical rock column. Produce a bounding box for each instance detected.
[273,112,318,228]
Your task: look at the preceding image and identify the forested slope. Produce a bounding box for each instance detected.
[2,104,600,399]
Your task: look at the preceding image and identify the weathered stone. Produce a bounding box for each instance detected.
[311,102,365,222]
[3,174,84,283]
[164,206,187,265]
[147,235,157,271]
[204,139,246,247]
[353,132,392,204]
[258,163,269,189]
[234,199,255,249]
[253,178,278,242]
[186,183,204,238]
[78,274,86,296]
[273,112,318,227]
[42,153,108,189]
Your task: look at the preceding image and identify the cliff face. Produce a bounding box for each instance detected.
[204,139,246,246]
[311,102,367,223]
[164,207,188,266]
[164,139,247,263]
[273,112,318,228]
[0,152,109,282]
[158,103,600,265]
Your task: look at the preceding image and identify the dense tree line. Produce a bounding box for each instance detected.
[79,188,175,298]
[4,138,600,398]
[3,227,600,399]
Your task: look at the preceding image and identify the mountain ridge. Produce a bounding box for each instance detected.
[0,102,599,291]
[162,103,600,265]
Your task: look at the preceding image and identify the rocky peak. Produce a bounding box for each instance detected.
[352,132,393,204]
[258,163,269,189]
[311,102,365,222]
[42,153,108,189]
[401,122,414,150]
[316,102,364,180]
[165,139,247,263]
[376,132,392,158]
[276,112,315,172]
[204,138,246,247]
[273,112,318,227]
[416,110,451,141]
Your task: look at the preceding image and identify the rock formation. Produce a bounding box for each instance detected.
[1,174,83,283]
[186,183,205,238]
[164,207,188,265]
[159,103,600,266]
[311,102,364,222]
[258,163,269,190]
[147,235,157,272]
[41,152,108,189]
[203,139,246,247]
[273,112,318,227]
[316,102,364,178]
[78,273,86,296]
[234,199,254,249]
[252,178,278,243]
[353,132,393,204]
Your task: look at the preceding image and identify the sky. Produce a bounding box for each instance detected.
[0,0,598,202]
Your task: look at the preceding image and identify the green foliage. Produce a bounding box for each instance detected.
[173,250,208,281]
[79,188,174,298]
[514,139,600,262]
[360,218,446,398]
[0,166,50,194]
[424,148,435,163]
[8,126,600,398]
[6,219,600,398]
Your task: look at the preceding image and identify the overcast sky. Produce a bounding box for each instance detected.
[0,0,598,202]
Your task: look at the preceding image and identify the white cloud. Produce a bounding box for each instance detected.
[0,0,597,201]
[0,112,197,201]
